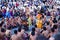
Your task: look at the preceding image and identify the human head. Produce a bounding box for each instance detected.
[14,30,17,34]
[18,27,21,32]
[31,31,35,36]
[1,28,6,32]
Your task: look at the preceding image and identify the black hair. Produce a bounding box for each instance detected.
[51,28,55,32]
[43,27,46,31]
[53,25,57,29]
[35,25,37,28]
[1,28,6,32]
[18,27,21,32]
[31,31,35,36]
[7,26,11,30]
[54,18,56,20]
[32,28,35,32]
[42,14,44,18]
[44,13,46,15]
[53,18,57,23]
[40,7,45,13]
[14,30,17,34]
[57,8,60,11]
[46,21,49,25]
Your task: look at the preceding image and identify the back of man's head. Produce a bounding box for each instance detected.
[14,30,17,34]
[1,28,6,32]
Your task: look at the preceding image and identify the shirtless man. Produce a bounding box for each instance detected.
[17,27,22,40]
[17,28,25,40]
[0,28,6,40]
[11,30,18,40]
[30,31,37,40]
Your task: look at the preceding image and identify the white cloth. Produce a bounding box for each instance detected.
[49,37,55,40]
[6,7,9,12]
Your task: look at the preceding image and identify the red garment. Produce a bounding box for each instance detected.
[2,9,6,14]
[16,2,19,7]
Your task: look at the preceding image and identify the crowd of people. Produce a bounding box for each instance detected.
[0,0,60,40]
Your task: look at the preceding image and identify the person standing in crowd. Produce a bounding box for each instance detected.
[11,30,18,40]
[0,28,6,40]
[30,28,37,40]
[36,12,43,29]
[0,0,60,40]
[17,27,22,40]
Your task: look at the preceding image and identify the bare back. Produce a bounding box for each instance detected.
[30,35,37,40]
[11,34,18,40]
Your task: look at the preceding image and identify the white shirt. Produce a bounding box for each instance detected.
[49,37,55,40]
[38,5,41,10]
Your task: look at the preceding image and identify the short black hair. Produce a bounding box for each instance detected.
[46,21,49,25]
[43,27,46,31]
[32,28,35,32]
[7,26,11,30]
[31,31,35,36]
[1,28,6,32]
[42,14,44,18]
[51,28,55,32]
[40,7,45,13]
[18,27,21,32]
[53,18,57,23]
[35,25,37,28]
[53,25,57,29]
[14,30,17,34]
[57,8,60,11]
